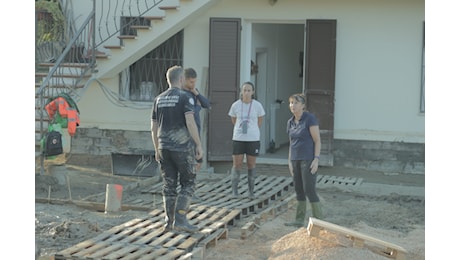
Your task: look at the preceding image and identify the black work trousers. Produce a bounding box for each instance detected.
[291,160,320,203]
[158,149,196,198]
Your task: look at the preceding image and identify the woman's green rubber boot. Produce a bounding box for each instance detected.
[310,202,323,219]
[284,200,307,227]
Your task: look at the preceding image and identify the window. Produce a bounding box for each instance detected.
[119,24,183,102]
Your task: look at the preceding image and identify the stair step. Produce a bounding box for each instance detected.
[159,6,179,11]
[118,35,137,40]
[104,45,124,50]
[36,84,84,89]
[35,72,91,78]
[94,54,110,59]
[144,16,165,21]
[38,62,91,68]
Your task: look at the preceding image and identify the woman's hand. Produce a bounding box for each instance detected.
[288,160,294,176]
[310,158,319,174]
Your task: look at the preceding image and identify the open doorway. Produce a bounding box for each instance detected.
[251,23,304,162]
[207,19,336,166]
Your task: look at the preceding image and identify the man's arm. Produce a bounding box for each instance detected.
[196,93,211,109]
[190,88,211,109]
[151,119,160,161]
[185,113,203,160]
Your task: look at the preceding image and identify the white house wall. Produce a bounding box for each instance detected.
[202,0,425,143]
[79,77,153,131]
[76,0,424,144]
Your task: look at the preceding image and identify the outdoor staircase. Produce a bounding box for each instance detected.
[35,0,219,164]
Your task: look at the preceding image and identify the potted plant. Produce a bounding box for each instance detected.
[35,0,66,45]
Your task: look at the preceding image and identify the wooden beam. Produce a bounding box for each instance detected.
[307,217,407,260]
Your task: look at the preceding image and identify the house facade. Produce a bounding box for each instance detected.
[52,0,424,175]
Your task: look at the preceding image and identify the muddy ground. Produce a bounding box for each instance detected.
[34,156,425,259]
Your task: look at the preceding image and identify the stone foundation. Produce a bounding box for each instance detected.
[66,128,424,175]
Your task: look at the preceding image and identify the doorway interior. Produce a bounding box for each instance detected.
[251,23,304,161]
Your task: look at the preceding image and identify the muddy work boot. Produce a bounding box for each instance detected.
[162,196,176,232]
[284,200,307,227]
[231,167,241,197]
[310,202,323,220]
[174,195,199,233]
[247,168,256,199]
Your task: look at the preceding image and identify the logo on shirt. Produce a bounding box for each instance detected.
[158,95,179,108]
[189,97,195,105]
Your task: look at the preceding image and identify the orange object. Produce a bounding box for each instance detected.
[45,97,80,136]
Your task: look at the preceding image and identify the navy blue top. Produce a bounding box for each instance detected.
[151,87,195,151]
[187,92,210,134]
[286,111,319,161]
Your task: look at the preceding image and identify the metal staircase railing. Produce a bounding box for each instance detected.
[35,0,171,175]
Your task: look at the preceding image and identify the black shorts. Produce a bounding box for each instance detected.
[232,141,260,156]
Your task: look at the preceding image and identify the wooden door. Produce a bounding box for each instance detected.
[207,18,241,161]
[304,19,337,166]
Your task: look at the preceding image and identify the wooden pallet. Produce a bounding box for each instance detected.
[139,175,293,219]
[54,175,294,259]
[241,193,297,239]
[54,207,240,259]
[307,217,407,260]
[317,174,363,186]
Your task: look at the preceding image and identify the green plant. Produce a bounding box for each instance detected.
[35,0,66,44]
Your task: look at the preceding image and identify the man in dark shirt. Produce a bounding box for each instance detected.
[151,65,203,233]
[183,68,211,134]
[183,67,210,171]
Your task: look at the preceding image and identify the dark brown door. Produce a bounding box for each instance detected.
[207,18,241,161]
[304,19,336,166]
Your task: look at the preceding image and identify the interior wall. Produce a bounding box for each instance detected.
[251,23,303,151]
[251,24,277,153]
[275,24,304,147]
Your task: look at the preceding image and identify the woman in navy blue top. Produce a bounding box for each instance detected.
[284,93,323,227]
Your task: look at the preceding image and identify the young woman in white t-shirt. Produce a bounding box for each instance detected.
[228,81,266,199]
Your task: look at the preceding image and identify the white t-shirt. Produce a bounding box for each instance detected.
[228,99,266,141]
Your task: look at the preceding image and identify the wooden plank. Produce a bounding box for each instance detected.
[56,241,110,258]
[177,236,201,251]
[118,245,157,260]
[163,233,188,248]
[147,232,175,246]
[241,221,256,240]
[307,217,407,260]
[187,246,204,260]
[198,228,228,248]
[155,248,188,260]
[102,244,147,259]
[83,243,125,259]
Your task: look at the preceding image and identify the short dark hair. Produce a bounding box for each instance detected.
[166,65,184,85]
[184,68,197,79]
